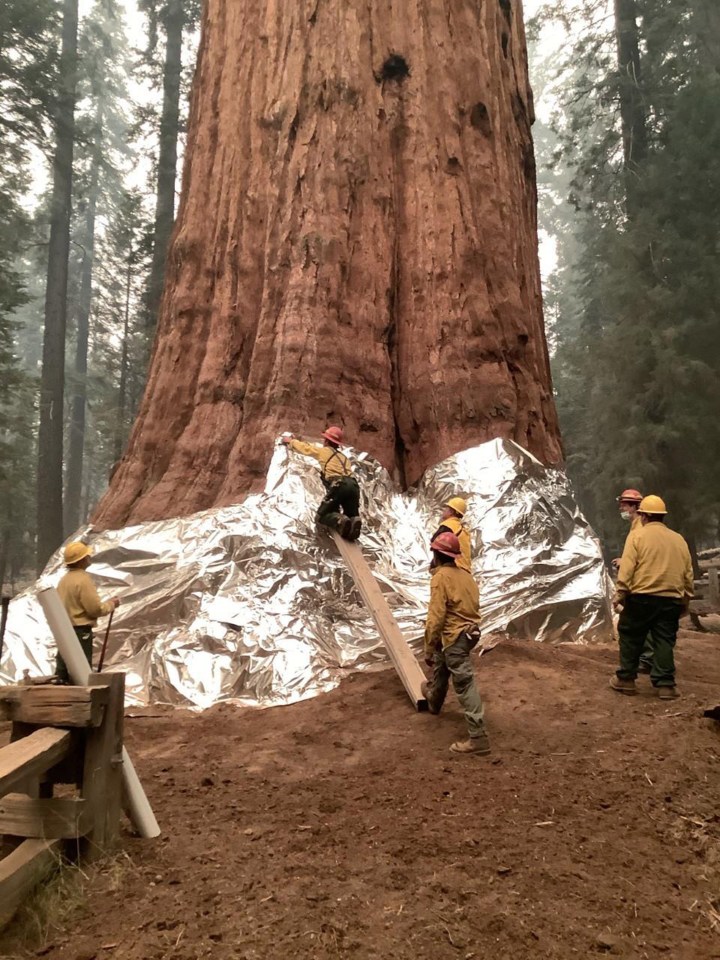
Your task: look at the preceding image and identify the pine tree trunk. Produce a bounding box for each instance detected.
[115,258,133,461]
[65,146,100,535]
[81,436,94,523]
[36,0,79,568]
[690,0,720,71]
[613,0,648,214]
[94,0,562,529]
[146,0,184,331]
[0,534,7,594]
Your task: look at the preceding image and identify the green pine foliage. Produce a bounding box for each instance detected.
[0,0,197,579]
[0,0,59,586]
[531,0,720,557]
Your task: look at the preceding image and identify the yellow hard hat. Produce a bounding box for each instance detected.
[445,497,467,517]
[63,541,92,566]
[638,495,667,515]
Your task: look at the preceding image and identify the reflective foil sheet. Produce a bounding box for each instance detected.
[1,439,613,707]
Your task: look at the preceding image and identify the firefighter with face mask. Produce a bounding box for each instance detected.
[613,488,654,674]
[610,496,693,700]
[615,489,644,541]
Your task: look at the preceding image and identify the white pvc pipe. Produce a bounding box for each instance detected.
[37,587,161,839]
[120,747,160,838]
[39,587,93,685]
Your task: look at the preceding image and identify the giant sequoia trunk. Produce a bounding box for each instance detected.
[94,0,562,529]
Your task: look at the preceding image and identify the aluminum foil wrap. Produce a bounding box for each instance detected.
[1,439,613,708]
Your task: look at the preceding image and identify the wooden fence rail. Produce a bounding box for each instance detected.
[0,673,124,930]
[690,567,720,618]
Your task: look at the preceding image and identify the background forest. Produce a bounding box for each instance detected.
[0,0,718,587]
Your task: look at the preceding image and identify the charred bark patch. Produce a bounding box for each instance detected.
[512,93,528,125]
[522,143,536,180]
[288,110,299,146]
[470,101,492,136]
[377,54,410,83]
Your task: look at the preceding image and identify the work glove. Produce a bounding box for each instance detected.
[612,595,624,613]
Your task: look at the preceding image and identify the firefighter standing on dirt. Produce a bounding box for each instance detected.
[56,542,120,682]
[613,488,654,674]
[421,531,490,755]
[610,495,693,700]
[430,497,472,573]
[283,426,362,541]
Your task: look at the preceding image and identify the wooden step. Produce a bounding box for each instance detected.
[332,533,428,711]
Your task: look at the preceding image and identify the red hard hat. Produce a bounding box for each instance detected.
[322,425,343,445]
[430,532,461,558]
[616,488,643,503]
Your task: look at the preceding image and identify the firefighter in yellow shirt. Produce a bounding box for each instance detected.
[283,426,361,541]
[430,497,472,573]
[610,496,693,700]
[56,542,120,682]
[613,488,644,564]
[421,531,489,756]
[613,488,654,673]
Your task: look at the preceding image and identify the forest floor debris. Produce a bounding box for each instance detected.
[1,630,719,959]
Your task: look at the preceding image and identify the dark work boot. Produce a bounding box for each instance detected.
[336,516,352,539]
[421,681,440,715]
[450,733,491,755]
[348,517,362,541]
[609,676,637,695]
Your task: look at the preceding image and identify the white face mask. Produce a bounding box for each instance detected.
[620,511,632,521]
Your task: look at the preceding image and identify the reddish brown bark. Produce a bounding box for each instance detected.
[94,0,562,529]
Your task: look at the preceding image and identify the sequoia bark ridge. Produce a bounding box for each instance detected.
[94,0,562,528]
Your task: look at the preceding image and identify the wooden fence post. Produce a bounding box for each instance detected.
[708,569,719,609]
[81,674,125,861]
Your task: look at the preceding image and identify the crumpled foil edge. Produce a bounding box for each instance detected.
[1,438,613,708]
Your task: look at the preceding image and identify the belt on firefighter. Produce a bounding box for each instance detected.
[463,623,482,645]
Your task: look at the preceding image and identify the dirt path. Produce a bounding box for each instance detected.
[2,632,720,960]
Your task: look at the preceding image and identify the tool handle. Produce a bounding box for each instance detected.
[0,596,9,664]
[97,608,115,672]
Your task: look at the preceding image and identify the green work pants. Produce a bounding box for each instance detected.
[617,594,682,688]
[56,626,93,683]
[316,476,360,531]
[427,629,486,738]
[639,634,654,669]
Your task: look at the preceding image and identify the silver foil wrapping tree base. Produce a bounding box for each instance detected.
[1,440,613,707]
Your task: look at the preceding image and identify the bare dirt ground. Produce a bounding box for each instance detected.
[2,629,720,960]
